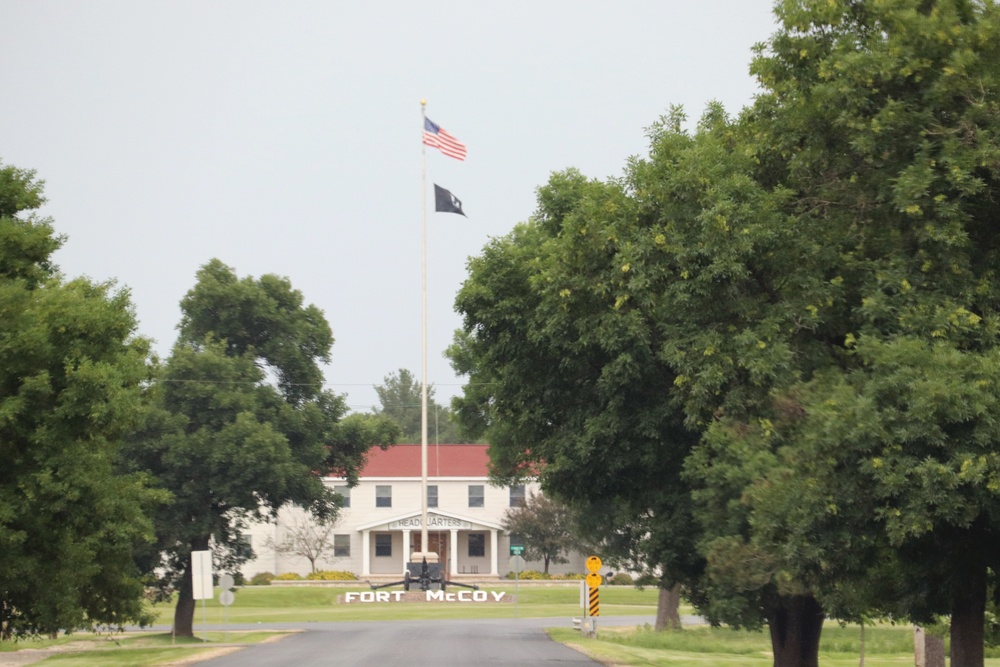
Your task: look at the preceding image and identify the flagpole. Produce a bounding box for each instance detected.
[419,99,431,563]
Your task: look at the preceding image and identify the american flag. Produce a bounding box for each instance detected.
[422,117,467,161]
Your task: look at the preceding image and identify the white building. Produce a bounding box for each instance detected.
[243,443,585,579]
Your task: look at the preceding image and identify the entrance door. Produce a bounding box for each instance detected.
[411,532,449,571]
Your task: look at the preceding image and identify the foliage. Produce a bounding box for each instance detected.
[124,258,400,636]
[453,1,1000,664]
[272,573,304,581]
[305,570,358,581]
[265,512,339,574]
[504,570,584,580]
[502,492,581,573]
[0,160,162,639]
[608,572,635,586]
[248,572,274,586]
[372,368,467,443]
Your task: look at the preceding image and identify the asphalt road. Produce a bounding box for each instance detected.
[193,616,657,667]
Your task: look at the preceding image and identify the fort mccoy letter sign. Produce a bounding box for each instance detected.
[342,590,509,603]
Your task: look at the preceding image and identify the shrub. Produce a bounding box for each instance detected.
[248,571,274,586]
[506,569,548,580]
[305,570,358,581]
[634,573,658,588]
[608,572,634,586]
[272,572,303,581]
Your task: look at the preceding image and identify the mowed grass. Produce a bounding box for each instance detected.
[551,622,1000,667]
[146,583,659,624]
[18,587,1000,666]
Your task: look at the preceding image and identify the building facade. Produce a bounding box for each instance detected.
[242,443,584,579]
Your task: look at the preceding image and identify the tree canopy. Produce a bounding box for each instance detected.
[0,160,160,639]
[126,259,399,636]
[373,368,466,443]
[451,1,1000,665]
[501,492,579,574]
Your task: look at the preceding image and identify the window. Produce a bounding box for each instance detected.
[509,485,526,507]
[375,534,392,557]
[334,485,350,508]
[468,533,485,557]
[334,534,351,558]
[468,485,484,508]
[376,485,392,508]
[427,485,438,508]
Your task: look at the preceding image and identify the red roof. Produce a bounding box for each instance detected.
[356,444,489,478]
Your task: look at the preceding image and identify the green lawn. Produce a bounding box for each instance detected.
[551,622,1000,667]
[146,583,658,624]
[10,587,1000,666]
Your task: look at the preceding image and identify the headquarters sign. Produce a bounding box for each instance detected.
[387,516,472,530]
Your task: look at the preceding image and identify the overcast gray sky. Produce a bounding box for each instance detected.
[1,1,779,414]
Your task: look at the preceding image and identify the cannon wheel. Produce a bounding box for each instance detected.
[403,570,411,591]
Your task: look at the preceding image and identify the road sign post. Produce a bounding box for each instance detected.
[190,550,213,642]
[583,556,602,637]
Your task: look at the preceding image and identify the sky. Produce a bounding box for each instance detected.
[1,1,780,414]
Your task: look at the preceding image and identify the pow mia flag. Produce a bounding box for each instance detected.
[434,184,467,217]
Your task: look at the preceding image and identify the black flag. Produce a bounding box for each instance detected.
[434,184,467,217]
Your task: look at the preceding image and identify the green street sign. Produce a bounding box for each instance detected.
[510,545,525,556]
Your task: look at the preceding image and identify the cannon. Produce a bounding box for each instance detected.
[368,557,479,592]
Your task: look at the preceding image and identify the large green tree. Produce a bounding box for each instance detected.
[373,368,465,443]
[686,2,1000,664]
[453,1,1000,665]
[0,161,160,639]
[449,168,707,633]
[126,259,399,636]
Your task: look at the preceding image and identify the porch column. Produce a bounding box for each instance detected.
[402,529,411,572]
[450,529,459,576]
[361,529,371,577]
[489,528,499,576]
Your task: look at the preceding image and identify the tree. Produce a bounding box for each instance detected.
[125,259,399,637]
[449,168,707,636]
[0,160,161,639]
[265,512,338,574]
[453,2,1000,665]
[501,493,578,574]
[373,368,466,443]
[676,2,1000,664]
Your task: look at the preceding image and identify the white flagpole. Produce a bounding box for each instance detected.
[419,99,430,561]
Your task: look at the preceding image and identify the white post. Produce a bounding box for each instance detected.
[449,529,459,576]
[489,529,499,576]
[361,530,371,577]
[416,99,434,564]
[402,529,411,573]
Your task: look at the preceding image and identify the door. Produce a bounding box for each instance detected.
[410,532,448,571]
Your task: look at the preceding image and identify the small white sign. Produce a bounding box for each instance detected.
[191,550,213,600]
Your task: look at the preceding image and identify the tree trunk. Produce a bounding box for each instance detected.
[767,594,824,667]
[950,559,987,667]
[173,536,209,638]
[858,622,864,667]
[655,584,682,631]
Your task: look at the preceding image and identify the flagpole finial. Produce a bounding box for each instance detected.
[420,98,427,106]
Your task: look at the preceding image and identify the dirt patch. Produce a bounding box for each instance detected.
[0,632,295,667]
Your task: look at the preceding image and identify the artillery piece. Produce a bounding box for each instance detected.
[369,557,479,592]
